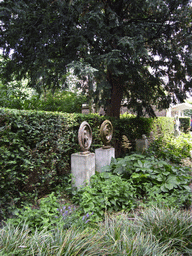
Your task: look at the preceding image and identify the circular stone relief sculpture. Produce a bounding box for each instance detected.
[78,121,92,153]
[100,120,113,148]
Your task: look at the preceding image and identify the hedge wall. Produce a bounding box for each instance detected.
[179,117,190,133]
[0,108,175,220]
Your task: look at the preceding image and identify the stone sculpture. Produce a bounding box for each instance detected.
[100,120,113,148]
[78,121,92,153]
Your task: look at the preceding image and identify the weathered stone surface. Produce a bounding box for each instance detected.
[100,120,113,148]
[95,147,115,172]
[78,121,92,152]
[71,152,95,189]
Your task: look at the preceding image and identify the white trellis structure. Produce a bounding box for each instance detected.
[166,103,192,117]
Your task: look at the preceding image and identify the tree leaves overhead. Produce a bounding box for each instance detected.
[1,0,192,117]
[1,0,80,93]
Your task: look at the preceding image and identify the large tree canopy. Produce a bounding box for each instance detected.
[1,0,192,117]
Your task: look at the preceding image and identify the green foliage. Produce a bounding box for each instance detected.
[150,117,175,139]
[1,207,192,255]
[179,117,190,133]
[34,91,86,113]
[148,133,192,164]
[7,192,61,232]
[0,109,80,220]
[0,223,110,256]
[0,80,31,110]
[1,0,192,117]
[0,81,86,114]
[139,207,192,255]
[0,107,189,221]
[105,154,192,208]
[73,172,137,221]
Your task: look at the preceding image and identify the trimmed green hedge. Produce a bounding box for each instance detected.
[0,108,175,220]
[179,117,190,133]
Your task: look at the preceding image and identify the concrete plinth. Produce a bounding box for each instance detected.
[71,152,95,189]
[95,147,115,172]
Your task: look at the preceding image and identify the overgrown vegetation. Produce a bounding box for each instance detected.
[148,132,192,164]
[0,108,192,255]
[0,81,85,113]
[1,206,192,255]
[73,153,191,222]
[0,108,177,221]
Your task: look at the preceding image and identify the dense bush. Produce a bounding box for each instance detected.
[73,172,137,222]
[26,91,86,113]
[0,82,86,114]
[179,117,190,133]
[150,116,175,138]
[102,154,192,208]
[0,107,180,221]
[148,132,192,164]
[0,109,79,220]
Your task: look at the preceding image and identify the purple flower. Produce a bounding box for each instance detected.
[86,213,89,218]
[63,206,66,210]
[85,220,90,224]
[82,216,85,221]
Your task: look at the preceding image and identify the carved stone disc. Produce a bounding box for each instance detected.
[78,121,92,152]
[100,120,113,148]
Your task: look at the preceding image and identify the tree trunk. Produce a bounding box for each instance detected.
[106,71,124,118]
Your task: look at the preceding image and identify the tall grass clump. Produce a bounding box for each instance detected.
[1,207,192,255]
[138,206,192,255]
[102,214,171,256]
[0,223,111,256]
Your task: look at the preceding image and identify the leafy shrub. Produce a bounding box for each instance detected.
[0,109,80,221]
[105,154,192,208]
[6,192,95,233]
[0,107,183,221]
[148,133,192,164]
[179,117,190,133]
[73,172,137,221]
[0,81,32,110]
[7,192,61,232]
[150,116,174,139]
[0,81,86,114]
[32,90,86,113]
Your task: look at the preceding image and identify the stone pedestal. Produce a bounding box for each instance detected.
[71,152,95,189]
[95,147,115,172]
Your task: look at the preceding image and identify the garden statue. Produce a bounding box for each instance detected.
[95,119,115,172]
[100,120,113,148]
[78,121,92,153]
[72,121,95,188]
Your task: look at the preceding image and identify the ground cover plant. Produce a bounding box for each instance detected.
[1,206,192,255]
[72,153,191,223]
